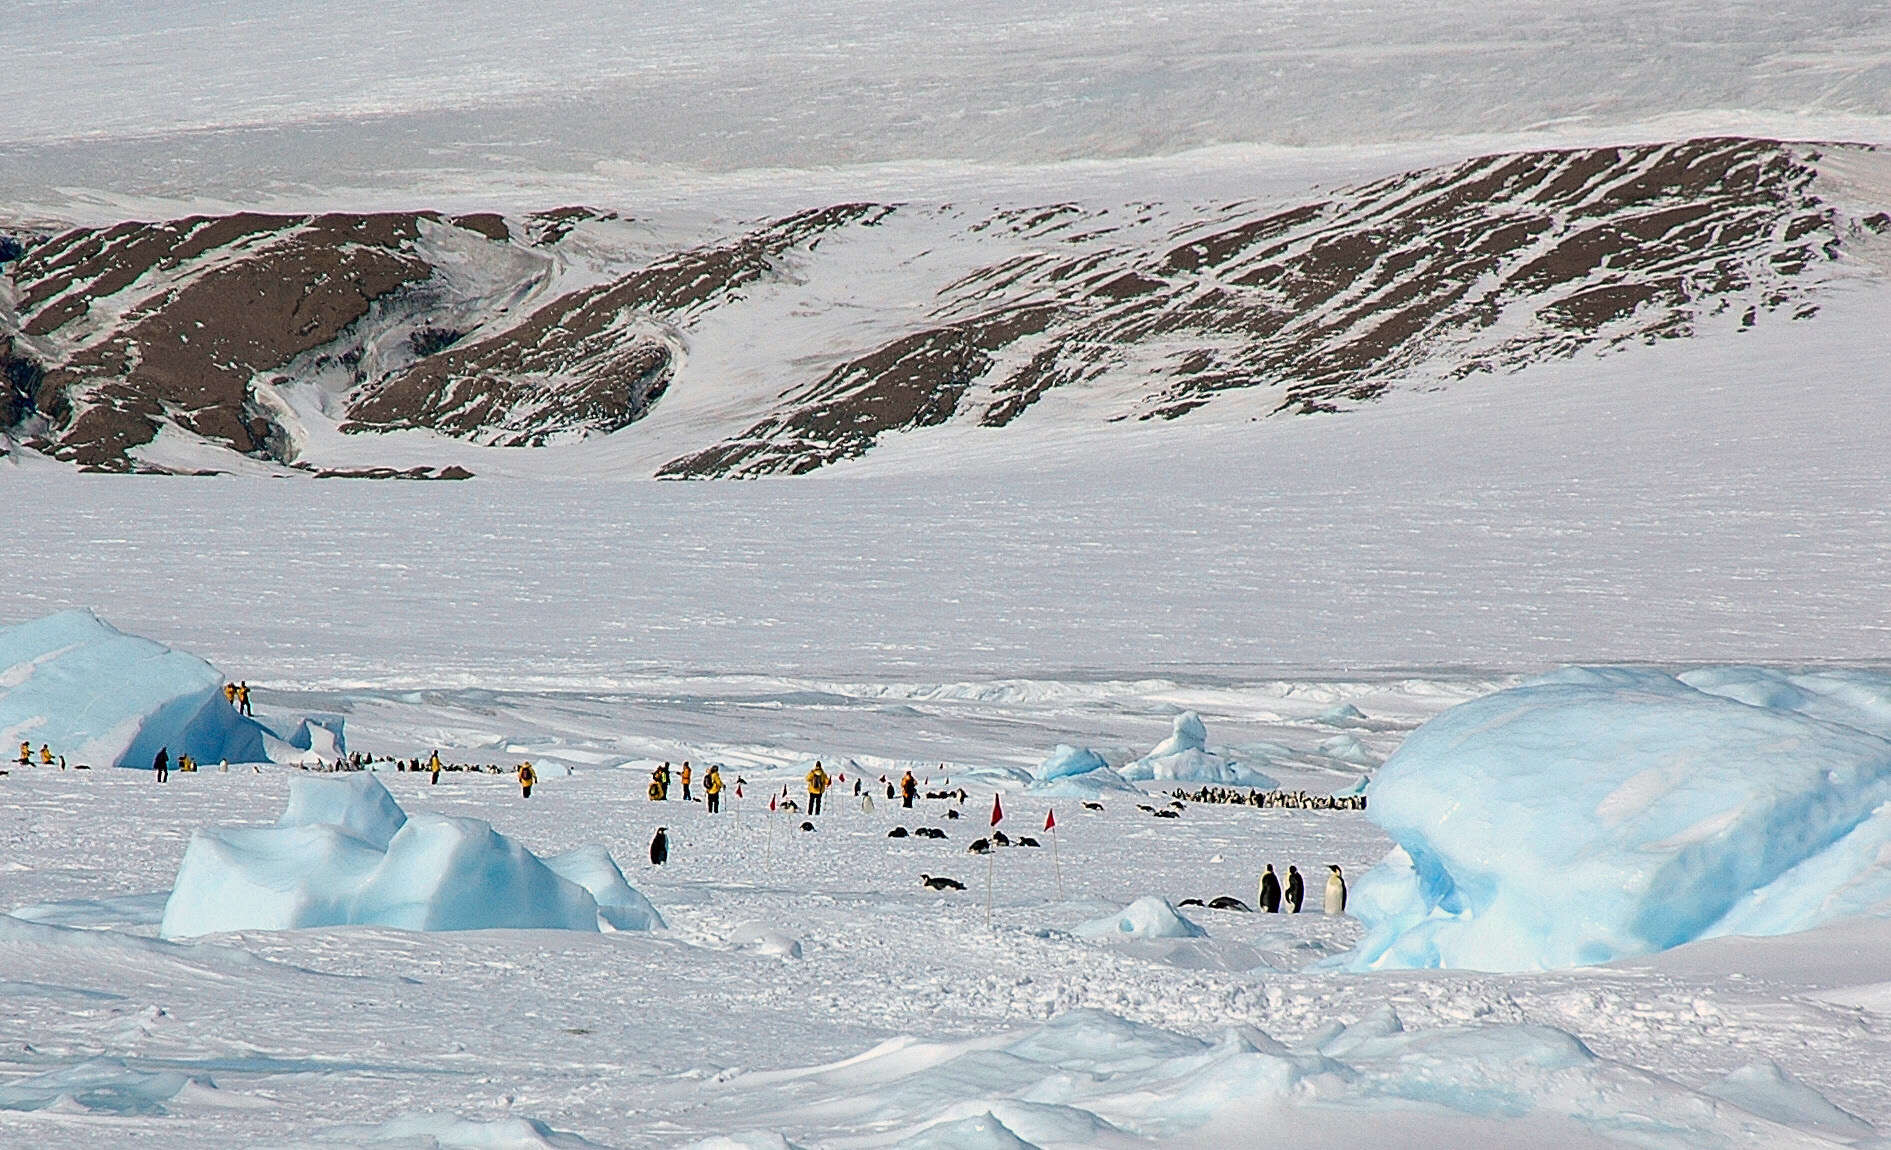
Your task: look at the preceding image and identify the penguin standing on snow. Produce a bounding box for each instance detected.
[650,827,669,866]
[1324,864,1347,914]
[1284,865,1305,913]
[1258,864,1282,913]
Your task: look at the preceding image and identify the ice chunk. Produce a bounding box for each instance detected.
[1118,712,1278,788]
[1319,733,1378,765]
[351,815,600,932]
[285,714,346,758]
[277,773,408,850]
[0,609,266,767]
[1345,669,1891,971]
[544,844,666,931]
[1073,896,1205,940]
[1316,702,1368,727]
[161,775,653,937]
[1032,744,1109,782]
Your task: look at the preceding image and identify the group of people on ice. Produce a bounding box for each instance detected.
[222,681,253,716]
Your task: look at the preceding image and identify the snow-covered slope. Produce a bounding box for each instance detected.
[5,138,1888,476]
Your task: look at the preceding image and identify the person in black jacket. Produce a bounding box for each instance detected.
[153,747,169,782]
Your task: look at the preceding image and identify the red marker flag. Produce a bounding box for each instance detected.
[1044,808,1055,831]
[736,785,744,799]
[991,793,1004,826]
[768,795,777,812]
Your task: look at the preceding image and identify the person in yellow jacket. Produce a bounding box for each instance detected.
[649,763,669,802]
[518,761,537,798]
[17,741,29,767]
[680,762,694,802]
[428,750,442,786]
[224,683,238,706]
[38,744,53,766]
[805,760,830,816]
[704,764,725,814]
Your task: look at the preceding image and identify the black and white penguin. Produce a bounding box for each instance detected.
[920,874,966,891]
[1208,895,1251,912]
[967,838,992,854]
[649,827,669,866]
[1258,864,1282,913]
[888,826,910,838]
[1325,865,1348,915]
[1284,866,1305,913]
[1081,801,1104,811]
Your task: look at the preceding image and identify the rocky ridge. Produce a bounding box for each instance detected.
[1,138,1883,477]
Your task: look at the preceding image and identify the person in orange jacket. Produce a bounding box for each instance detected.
[805,761,830,816]
[681,762,694,802]
[899,770,918,809]
[224,682,238,706]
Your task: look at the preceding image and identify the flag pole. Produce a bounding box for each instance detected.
[986,791,1004,928]
[1046,808,1065,900]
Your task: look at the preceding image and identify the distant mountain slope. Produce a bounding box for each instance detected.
[1,138,1884,477]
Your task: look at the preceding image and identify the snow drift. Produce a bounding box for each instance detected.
[0,609,267,767]
[1347,667,1891,971]
[160,775,660,937]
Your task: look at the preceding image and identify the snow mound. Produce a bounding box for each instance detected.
[0,1057,205,1115]
[160,775,651,937]
[1073,897,1205,939]
[729,921,803,959]
[1347,667,1891,971]
[1702,1060,1875,1139]
[697,1006,1863,1147]
[1118,712,1278,788]
[0,609,267,767]
[332,1111,607,1148]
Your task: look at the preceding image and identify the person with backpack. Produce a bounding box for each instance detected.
[518,761,537,798]
[704,765,724,813]
[805,761,830,816]
[900,770,918,809]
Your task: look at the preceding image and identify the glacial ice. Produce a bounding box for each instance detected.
[1347,667,1891,971]
[0,609,266,767]
[160,775,654,937]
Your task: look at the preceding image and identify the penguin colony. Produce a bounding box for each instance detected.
[1171,786,1367,810]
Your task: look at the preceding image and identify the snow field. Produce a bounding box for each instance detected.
[4,756,1891,1147]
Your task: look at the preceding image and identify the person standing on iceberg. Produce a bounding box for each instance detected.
[1324,865,1347,914]
[236,682,253,716]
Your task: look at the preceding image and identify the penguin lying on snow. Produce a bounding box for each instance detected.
[920,874,966,891]
[1081,801,1104,811]
[1153,809,1181,819]
[1016,836,1041,848]
[649,828,669,866]
[967,838,992,854]
[915,827,948,839]
[1208,896,1251,912]
[887,827,910,838]
[945,809,961,820]
[799,820,815,832]
[991,830,1011,846]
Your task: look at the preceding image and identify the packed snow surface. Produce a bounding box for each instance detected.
[0,609,265,768]
[1350,667,1891,972]
[160,775,650,938]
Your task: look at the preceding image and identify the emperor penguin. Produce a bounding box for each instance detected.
[1324,864,1347,915]
[650,827,669,866]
